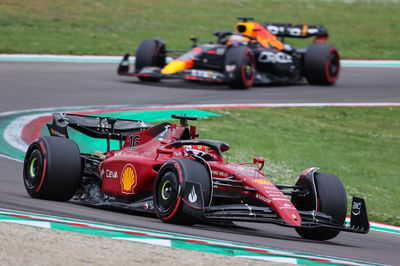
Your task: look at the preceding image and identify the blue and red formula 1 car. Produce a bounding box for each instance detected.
[23,113,368,241]
[118,17,340,89]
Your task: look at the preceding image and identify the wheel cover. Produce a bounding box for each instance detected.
[156,172,178,213]
[29,157,38,177]
[328,53,339,77]
[25,149,43,190]
[325,49,340,83]
[161,180,172,200]
[240,50,255,87]
[244,58,253,79]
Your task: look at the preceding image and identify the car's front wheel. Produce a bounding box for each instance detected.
[294,172,347,240]
[224,46,256,89]
[153,158,211,225]
[135,39,166,81]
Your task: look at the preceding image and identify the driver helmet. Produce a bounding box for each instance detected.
[185,145,207,156]
[227,35,249,45]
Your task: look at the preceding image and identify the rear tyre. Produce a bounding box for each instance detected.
[303,44,340,85]
[23,136,82,201]
[294,172,347,240]
[224,46,255,89]
[135,39,166,81]
[153,158,211,225]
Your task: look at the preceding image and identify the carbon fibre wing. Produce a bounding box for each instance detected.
[47,112,152,141]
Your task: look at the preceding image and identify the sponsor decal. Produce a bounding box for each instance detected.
[212,170,229,177]
[49,128,67,138]
[256,193,271,204]
[258,51,293,64]
[189,69,218,79]
[252,178,272,185]
[352,201,362,216]
[279,205,296,210]
[237,169,264,178]
[272,198,290,202]
[121,164,137,194]
[267,25,303,36]
[106,169,118,179]
[188,186,198,203]
[225,64,236,72]
[143,203,154,210]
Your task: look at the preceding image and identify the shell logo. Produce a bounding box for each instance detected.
[252,178,271,185]
[121,164,137,194]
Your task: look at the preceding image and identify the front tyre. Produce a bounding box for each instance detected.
[224,46,255,89]
[153,158,211,225]
[135,39,166,82]
[303,44,340,85]
[23,136,82,201]
[295,172,347,240]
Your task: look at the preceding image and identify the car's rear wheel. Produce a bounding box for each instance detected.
[135,39,166,81]
[224,46,255,89]
[303,44,340,85]
[153,158,211,225]
[294,172,347,240]
[23,136,82,201]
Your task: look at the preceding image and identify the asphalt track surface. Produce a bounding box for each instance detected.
[1,61,400,265]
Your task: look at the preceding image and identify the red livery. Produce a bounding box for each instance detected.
[23,113,369,240]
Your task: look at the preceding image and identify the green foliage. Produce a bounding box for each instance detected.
[0,0,399,58]
[193,107,400,225]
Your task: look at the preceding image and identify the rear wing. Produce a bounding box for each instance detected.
[264,23,329,42]
[47,113,153,150]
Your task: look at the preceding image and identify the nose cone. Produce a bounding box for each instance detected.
[161,59,193,74]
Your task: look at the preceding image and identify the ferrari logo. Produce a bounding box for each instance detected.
[121,164,137,194]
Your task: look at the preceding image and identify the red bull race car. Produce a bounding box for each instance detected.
[23,113,368,240]
[118,17,340,89]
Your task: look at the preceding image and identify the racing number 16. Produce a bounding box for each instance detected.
[128,135,140,149]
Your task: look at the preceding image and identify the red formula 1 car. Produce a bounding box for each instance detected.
[23,113,368,240]
[118,17,340,89]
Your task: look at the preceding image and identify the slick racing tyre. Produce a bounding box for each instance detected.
[294,172,347,240]
[135,39,166,81]
[153,158,211,225]
[224,46,255,89]
[303,44,340,85]
[23,136,82,201]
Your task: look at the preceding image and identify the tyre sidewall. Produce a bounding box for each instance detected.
[224,46,255,89]
[23,136,82,201]
[304,44,340,85]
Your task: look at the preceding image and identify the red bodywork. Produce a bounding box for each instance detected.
[99,121,301,226]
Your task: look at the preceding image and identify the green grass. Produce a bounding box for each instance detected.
[187,107,400,225]
[1,0,399,59]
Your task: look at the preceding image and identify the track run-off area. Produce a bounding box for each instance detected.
[1,57,400,265]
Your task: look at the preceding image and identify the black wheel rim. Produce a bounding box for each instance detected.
[156,171,178,214]
[243,56,254,80]
[327,52,339,78]
[25,149,43,190]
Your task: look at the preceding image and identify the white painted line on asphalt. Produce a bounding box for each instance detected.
[1,54,400,67]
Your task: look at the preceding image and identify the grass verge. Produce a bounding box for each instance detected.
[0,0,399,59]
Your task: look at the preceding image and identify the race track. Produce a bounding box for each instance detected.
[1,61,399,265]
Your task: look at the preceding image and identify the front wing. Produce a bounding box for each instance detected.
[120,66,225,83]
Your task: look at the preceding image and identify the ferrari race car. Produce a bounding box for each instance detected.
[118,17,340,89]
[23,113,368,240]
